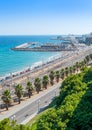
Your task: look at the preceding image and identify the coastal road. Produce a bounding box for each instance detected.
[9,84,60,124]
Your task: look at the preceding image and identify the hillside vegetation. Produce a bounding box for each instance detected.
[31,67,92,130]
[1,65,92,130]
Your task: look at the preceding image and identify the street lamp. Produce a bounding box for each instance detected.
[11,115,16,120]
[11,115,16,121]
[11,115,16,126]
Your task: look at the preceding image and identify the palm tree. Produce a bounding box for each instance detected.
[89,53,92,60]
[26,81,33,98]
[85,55,90,64]
[1,90,11,110]
[55,71,60,82]
[60,68,65,80]
[65,67,69,77]
[69,66,73,75]
[79,62,82,69]
[75,62,80,72]
[80,61,85,69]
[80,60,87,71]
[82,59,87,67]
[49,71,55,85]
[15,84,23,104]
[72,65,76,73]
[42,75,49,89]
[34,78,41,93]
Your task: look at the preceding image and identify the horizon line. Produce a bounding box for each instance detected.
[0,33,88,36]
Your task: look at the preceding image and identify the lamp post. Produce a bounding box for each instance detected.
[11,115,16,122]
[11,115,16,126]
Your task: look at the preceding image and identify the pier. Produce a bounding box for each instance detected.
[11,43,76,52]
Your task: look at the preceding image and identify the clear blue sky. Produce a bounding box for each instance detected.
[0,0,92,35]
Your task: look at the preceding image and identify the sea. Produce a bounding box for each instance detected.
[0,35,62,78]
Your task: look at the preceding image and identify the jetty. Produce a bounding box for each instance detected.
[11,43,76,52]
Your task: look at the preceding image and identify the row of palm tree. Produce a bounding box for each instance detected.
[1,53,92,110]
[1,75,49,110]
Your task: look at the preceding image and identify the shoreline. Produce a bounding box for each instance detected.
[0,51,66,83]
[0,45,92,88]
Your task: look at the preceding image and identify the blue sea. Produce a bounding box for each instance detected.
[0,35,61,77]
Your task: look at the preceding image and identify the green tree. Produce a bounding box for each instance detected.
[1,90,11,110]
[26,81,33,98]
[15,84,23,104]
[55,71,60,82]
[31,66,92,130]
[85,55,90,64]
[65,67,69,77]
[89,53,92,60]
[75,62,80,72]
[0,118,30,130]
[0,118,11,130]
[69,66,73,75]
[72,65,76,73]
[60,68,65,80]
[80,60,87,71]
[42,75,49,89]
[49,71,55,85]
[34,78,41,93]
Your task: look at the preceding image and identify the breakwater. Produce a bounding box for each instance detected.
[11,43,76,52]
[11,47,75,51]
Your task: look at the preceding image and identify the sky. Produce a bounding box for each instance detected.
[0,0,92,35]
